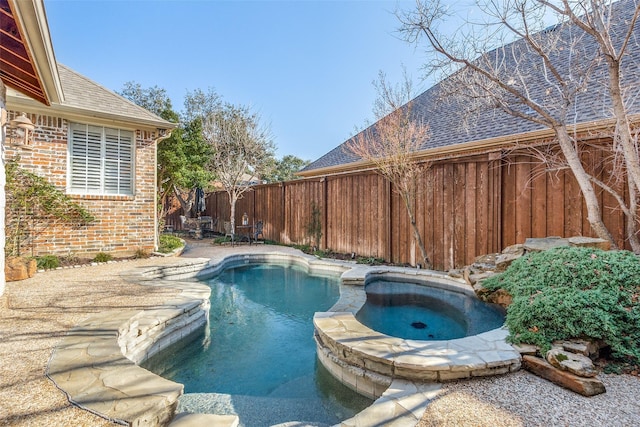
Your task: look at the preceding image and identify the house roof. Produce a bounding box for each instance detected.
[300,0,640,177]
[3,0,173,131]
[1,0,62,105]
[7,63,175,130]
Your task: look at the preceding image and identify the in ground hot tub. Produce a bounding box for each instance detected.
[314,269,521,399]
[356,278,506,340]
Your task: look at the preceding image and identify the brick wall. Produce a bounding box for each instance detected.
[6,111,157,258]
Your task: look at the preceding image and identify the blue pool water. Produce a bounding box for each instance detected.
[356,279,506,340]
[142,263,372,426]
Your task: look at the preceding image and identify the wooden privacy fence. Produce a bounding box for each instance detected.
[176,144,633,271]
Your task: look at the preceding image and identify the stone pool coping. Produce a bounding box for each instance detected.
[45,258,228,426]
[45,248,520,427]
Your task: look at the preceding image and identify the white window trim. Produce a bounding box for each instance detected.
[67,122,136,196]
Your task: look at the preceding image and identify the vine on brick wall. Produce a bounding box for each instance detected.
[5,160,95,257]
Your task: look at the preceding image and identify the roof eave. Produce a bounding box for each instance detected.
[10,0,63,105]
[6,90,177,131]
[297,116,638,178]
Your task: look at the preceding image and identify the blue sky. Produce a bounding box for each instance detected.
[44,0,431,161]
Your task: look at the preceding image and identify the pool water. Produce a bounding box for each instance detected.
[356,279,506,340]
[142,263,372,425]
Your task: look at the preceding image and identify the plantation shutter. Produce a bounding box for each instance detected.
[70,123,103,194]
[104,128,133,195]
[69,123,134,196]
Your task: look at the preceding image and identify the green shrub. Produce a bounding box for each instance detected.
[483,247,640,364]
[159,234,184,253]
[93,252,113,263]
[356,256,385,265]
[212,236,231,245]
[36,255,60,270]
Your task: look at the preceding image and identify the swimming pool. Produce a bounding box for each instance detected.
[141,262,372,426]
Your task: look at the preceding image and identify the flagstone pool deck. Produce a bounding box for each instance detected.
[2,242,638,427]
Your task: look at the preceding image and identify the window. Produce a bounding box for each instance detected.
[68,123,134,195]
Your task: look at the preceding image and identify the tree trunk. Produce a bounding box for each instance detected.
[606,60,640,202]
[228,190,237,239]
[401,192,432,269]
[174,186,195,218]
[626,178,640,253]
[556,128,617,248]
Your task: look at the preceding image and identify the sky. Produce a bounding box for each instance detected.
[43,0,433,161]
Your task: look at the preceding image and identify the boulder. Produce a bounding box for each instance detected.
[501,243,525,256]
[524,237,570,252]
[475,285,513,308]
[568,236,611,251]
[554,339,604,358]
[468,271,496,286]
[523,355,606,396]
[5,257,37,282]
[472,252,498,271]
[546,348,597,378]
[495,252,522,271]
[512,343,540,356]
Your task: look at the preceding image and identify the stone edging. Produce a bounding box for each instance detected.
[46,258,212,426]
[314,267,522,399]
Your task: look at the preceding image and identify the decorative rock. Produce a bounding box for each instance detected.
[568,236,611,251]
[523,355,605,396]
[523,237,570,252]
[495,252,521,272]
[468,271,495,285]
[472,253,498,270]
[554,339,603,358]
[501,243,525,256]
[546,348,597,377]
[5,256,37,282]
[512,343,540,356]
[480,287,512,308]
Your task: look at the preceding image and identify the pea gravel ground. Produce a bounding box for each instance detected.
[0,243,638,427]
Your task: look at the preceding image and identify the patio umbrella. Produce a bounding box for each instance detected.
[195,187,206,213]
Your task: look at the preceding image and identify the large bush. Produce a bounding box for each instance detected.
[483,247,640,364]
[158,234,184,253]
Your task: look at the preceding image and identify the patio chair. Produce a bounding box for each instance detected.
[200,216,217,237]
[223,220,234,245]
[253,220,264,242]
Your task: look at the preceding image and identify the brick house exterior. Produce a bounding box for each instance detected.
[5,64,174,258]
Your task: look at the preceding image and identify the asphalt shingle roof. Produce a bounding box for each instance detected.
[57,64,174,128]
[302,0,640,173]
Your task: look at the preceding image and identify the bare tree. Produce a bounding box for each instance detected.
[202,103,274,236]
[397,0,640,249]
[347,71,432,268]
[540,0,640,195]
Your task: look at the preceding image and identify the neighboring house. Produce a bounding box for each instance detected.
[300,1,640,177]
[294,0,640,268]
[1,0,175,266]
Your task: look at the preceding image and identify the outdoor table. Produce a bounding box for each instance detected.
[235,224,253,244]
